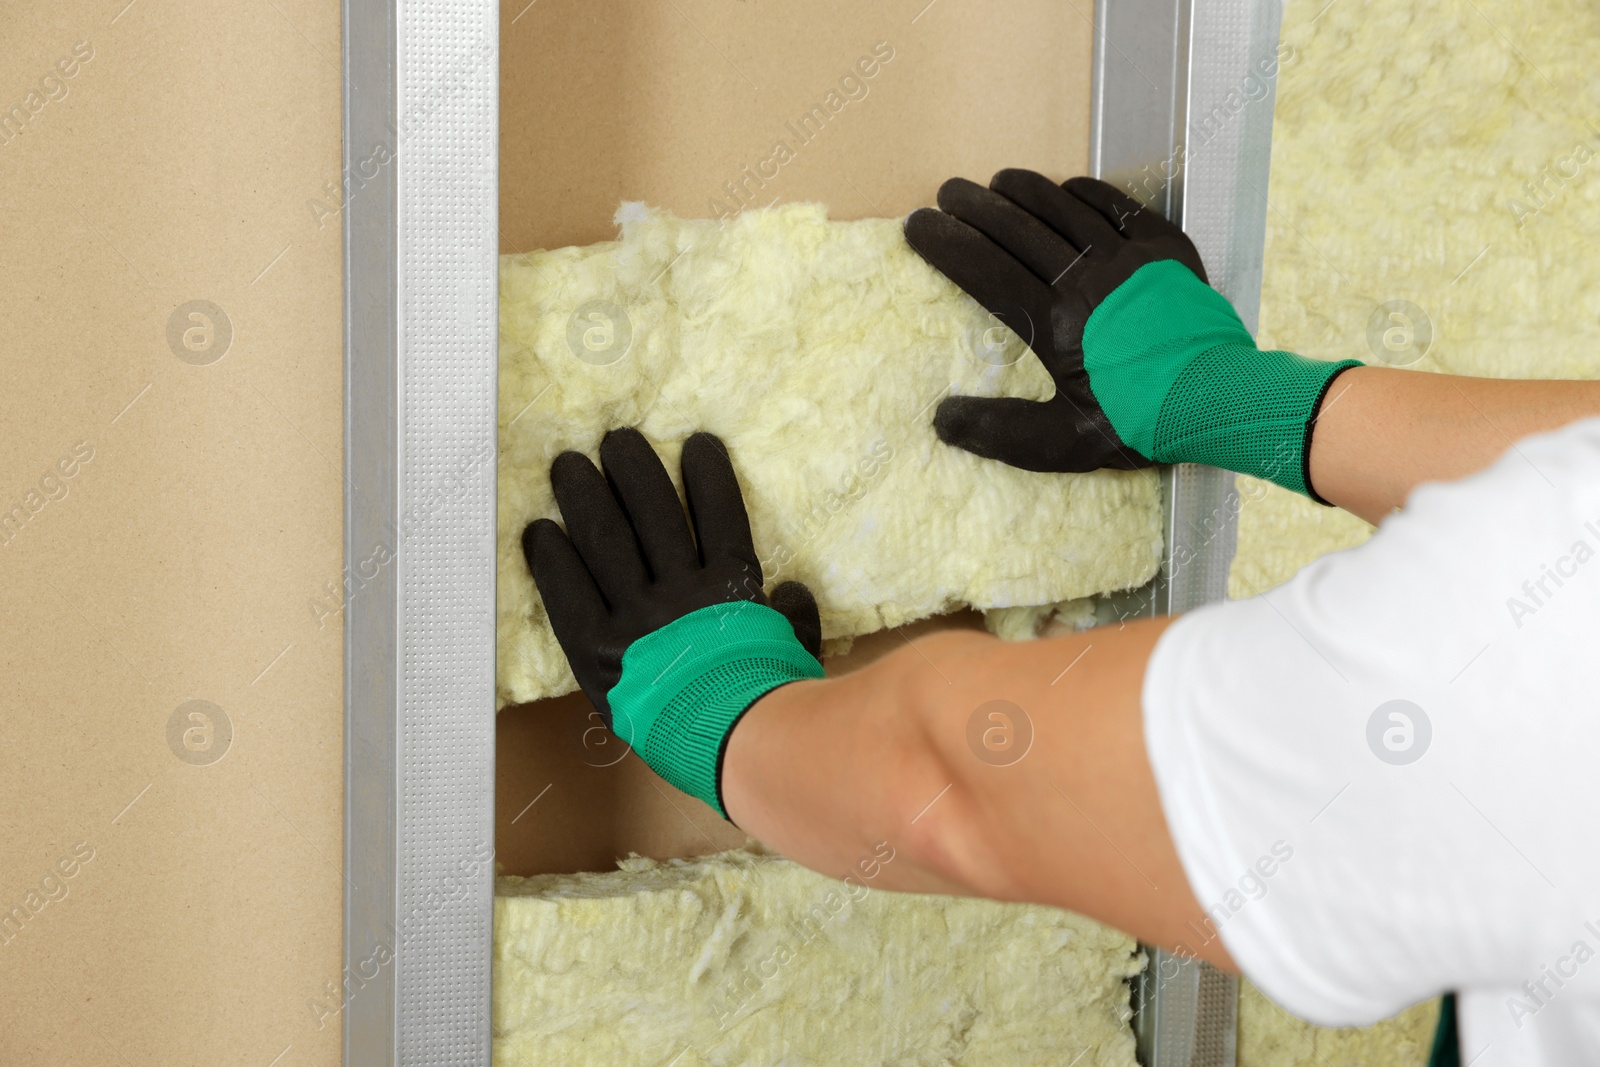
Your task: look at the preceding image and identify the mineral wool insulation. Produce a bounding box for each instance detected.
[492,206,1162,1065]
[1233,0,1600,600]
[496,202,1162,707]
[1229,0,1600,1061]
[495,844,1142,1066]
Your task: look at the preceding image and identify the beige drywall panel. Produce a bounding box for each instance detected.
[0,2,344,1065]
[495,0,1093,877]
[499,0,1095,251]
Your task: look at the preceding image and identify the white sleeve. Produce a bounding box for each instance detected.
[1459,991,1600,1067]
[1141,414,1600,1030]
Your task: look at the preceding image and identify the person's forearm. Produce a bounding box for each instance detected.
[721,617,1235,968]
[1308,366,1600,524]
[721,636,974,900]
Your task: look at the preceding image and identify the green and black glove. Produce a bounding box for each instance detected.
[904,168,1360,502]
[522,428,824,823]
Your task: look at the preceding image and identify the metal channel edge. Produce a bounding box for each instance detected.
[344,0,499,1064]
[1093,0,1288,1063]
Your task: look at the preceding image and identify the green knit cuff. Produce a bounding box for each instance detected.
[608,601,825,818]
[1081,258,1360,499]
[1155,345,1362,499]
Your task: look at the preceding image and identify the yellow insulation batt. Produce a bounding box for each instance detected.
[1233,0,1600,1059]
[1235,0,1600,600]
[493,843,1141,1067]
[1239,982,1439,1067]
[496,203,1161,707]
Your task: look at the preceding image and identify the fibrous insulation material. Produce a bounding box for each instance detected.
[1233,0,1600,600]
[1238,981,1440,1067]
[497,203,1161,706]
[493,844,1141,1067]
[1232,0,1600,1059]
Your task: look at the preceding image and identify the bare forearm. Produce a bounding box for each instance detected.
[1308,366,1600,524]
[719,638,974,899]
[721,618,1233,967]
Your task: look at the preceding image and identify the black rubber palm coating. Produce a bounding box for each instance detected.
[904,170,1211,473]
[523,428,823,726]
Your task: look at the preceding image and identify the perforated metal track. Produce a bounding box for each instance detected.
[397,1,498,1062]
[1095,0,1283,1061]
[345,0,497,1063]
[1181,0,1285,337]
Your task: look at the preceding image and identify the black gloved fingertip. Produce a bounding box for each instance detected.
[989,166,1052,190]
[682,430,730,460]
[902,206,944,250]
[769,579,823,660]
[1063,174,1134,202]
[934,175,984,213]
[520,517,561,570]
[549,448,595,485]
[597,427,661,480]
[931,394,978,443]
[598,425,646,450]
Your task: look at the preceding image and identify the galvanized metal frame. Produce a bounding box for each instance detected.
[343,0,499,1063]
[1094,0,1288,1063]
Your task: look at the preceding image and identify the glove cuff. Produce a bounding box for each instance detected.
[1081,258,1361,499]
[1153,346,1362,498]
[607,601,825,820]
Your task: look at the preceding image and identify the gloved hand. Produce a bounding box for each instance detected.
[904,169,1361,501]
[522,427,825,823]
